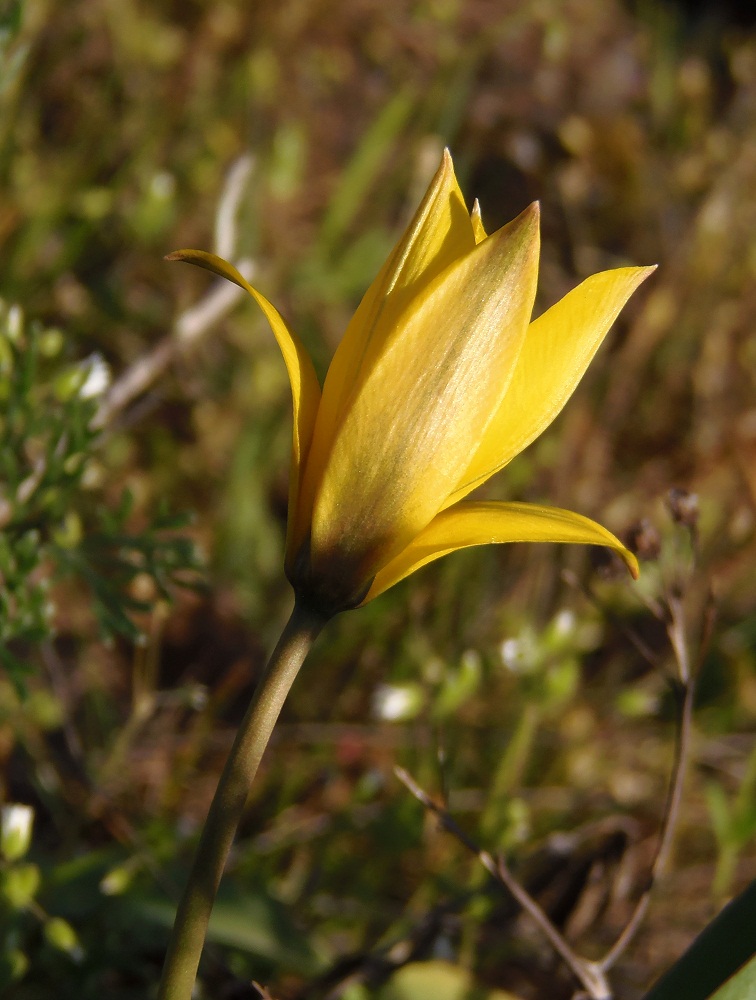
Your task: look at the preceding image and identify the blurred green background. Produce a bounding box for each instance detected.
[2,0,756,997]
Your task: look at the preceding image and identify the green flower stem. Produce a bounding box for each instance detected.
[157,600,327,1000]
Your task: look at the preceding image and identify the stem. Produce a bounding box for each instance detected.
[157,600,327,1000]
[599,588,710,973]
[597,675,694,973]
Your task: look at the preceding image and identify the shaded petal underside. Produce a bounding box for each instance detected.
[165,249,321,541]
[365,499,639,601]
[309,205,541,585]
[447,266,656,506]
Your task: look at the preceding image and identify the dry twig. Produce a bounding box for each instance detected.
[394,765,613,999]
[94,155,255,430]
[396,514,714,998]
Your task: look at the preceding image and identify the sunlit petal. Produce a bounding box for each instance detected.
[447,266,656,505]
[308,204,541,588]
[295,152,477,539]
[165,249,321,542]
[366,499,639,600]
[325,150,476,407]
[470,199,487,244]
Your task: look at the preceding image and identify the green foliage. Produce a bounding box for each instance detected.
[55,490,204,641]
[706,744,756,897]
[135,882,322,975]
[0,803,84,990]
[0,0,26,99]
[0,300,203,689]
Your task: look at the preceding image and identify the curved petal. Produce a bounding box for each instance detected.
[365,499,639,601]
[446,266,656,505]
[308,205,541,589]
[165,250,321,543]
[295,152,477,542]
[322,150,476,419]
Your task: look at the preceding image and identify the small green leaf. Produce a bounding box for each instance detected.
[0,948,29,988]
[705,781,733,847]
[376,960,524,1000]
[1,863,41,909]
[0,0,23,35]
[431,649,482,720]
[44,917,83,960]
[133,884,322,975]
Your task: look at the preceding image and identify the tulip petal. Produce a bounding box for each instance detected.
[308,204,541,587]
[470,199,487,244]
[447,266,656,504]
[165,249,321,535]
[325,150,476,408]
[294,152,477,545]
[365,499,638,600]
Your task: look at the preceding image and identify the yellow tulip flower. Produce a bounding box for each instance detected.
[168,150,653,618]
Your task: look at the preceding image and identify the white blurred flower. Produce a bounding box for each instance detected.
[150,170,176,200]
[500,634,538,675]
[372,683,423,722]
[553,609,575,637]
[1,803,34,861]
[79,353,111,399]
[7,303,23,341]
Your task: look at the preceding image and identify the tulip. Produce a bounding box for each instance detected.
[159,151,653,1000]
[169,150,652,617]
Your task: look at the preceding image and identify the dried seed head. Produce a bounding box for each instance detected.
[666,488,699,528]
[625,518,662,561]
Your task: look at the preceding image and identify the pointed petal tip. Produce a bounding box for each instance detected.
[624,549,640,580]
[428,147,456,190]
[515,200,541,232]
[470,199,487,244]
[512,201,540,226]
[635,263,658,278]
[505,200,541,250]
[439,147,456,180]
[165,248,205,264]
[626,262,658,291]
[441,147,459,174]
